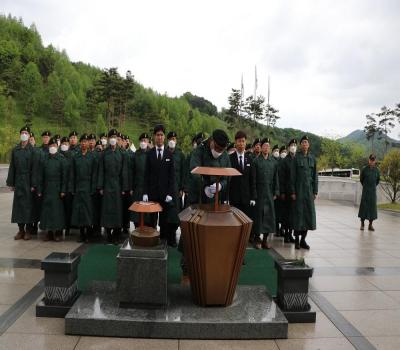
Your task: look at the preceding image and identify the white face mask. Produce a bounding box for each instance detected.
[60,144,69,152]
[193,143,197,149]
[289,145,297,154]
[109,138,117,146]
[49,146,57,155]
[273,151,280,158]
[101,138,107,146]
[139,141,147,150]
[57,140,61,147]
[280,152,287,159]
[168,140,176,149]
[20,133,29,142]
[211,148,222,159]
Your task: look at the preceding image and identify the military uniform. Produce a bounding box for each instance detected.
[289,136,318,250]
[358,165,380,223]
[6,136,35,239]
[38,149,67,240]
[70,147,96,241]
[280,150,296,243]
[97,136,129,242]
[91,144,103,236]
[60,143,73,234]
[253,154,279,240]
[189,139,231,204]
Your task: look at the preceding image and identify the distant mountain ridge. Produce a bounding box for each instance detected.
[338,129,400,157]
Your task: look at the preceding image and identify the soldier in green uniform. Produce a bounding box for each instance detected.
[69,131,80,154]
[271,144,282,237]
[29,131,36,146]
[91,138,103,237]
[280,139,297,244]
[70,134,96,242]
[6,126,35,240]
[28,131,41,235]
[358,154,380,231]
[166,131,185,247]
[253,138,279,249]
[59,136,73,236]
[189,129,231,204]
[251,138,262,159]
[88,133,96,152]
[97,129,129,244]
[289,135,318,250]
[183,132,204,207]
[37,137,67,242]
[130,133,150,228]
[99,133,108,150]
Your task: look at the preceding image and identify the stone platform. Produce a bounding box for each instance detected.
[65,281,288,339]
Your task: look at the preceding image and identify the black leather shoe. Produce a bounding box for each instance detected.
[300,240,310,250]
[294,236,300,250]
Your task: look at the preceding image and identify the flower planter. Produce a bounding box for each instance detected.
[274,260,316,323]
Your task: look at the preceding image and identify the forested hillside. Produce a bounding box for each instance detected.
[0,14,369,168]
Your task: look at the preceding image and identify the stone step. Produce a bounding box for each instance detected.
[65,281,288,339]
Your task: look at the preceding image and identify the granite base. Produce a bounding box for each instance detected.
[65,281,288,339]
[36,292,81,318]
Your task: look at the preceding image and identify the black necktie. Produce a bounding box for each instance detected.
[239,155,243,172]
[157,148,162,161]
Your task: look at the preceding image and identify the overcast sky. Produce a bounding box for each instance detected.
[3,0,400,138]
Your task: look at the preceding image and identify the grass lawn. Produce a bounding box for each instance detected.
[378,202,400,212]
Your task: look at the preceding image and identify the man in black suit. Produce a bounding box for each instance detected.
[143,124,177,246]
[228,131,257,226]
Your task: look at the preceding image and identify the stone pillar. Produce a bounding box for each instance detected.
[117,239,168,307]
[36,252,81,318]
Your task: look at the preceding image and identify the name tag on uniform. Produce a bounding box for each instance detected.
[246,163,251,167]
[165,158,171,162]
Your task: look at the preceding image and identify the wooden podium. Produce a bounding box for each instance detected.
[128,201,162,247]
[179,167,253,306]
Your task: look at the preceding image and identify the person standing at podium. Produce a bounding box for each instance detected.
[143,124,177,246]
[228,130,256,224]
[189,129,231,204]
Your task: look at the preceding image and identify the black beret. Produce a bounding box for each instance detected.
[80,133,89,142]
[54,134,61,140]
[96,140,102,146]
[88,133,96,140]
[288,138,297,146]
[252,138,262,147]
[300,135,309,143]
[108,129,118,137]
[41,131,51,137]
[99,133,107,138]
[212,129,229,148]
[121,134,127,140]
[139,133,150,140]
[20,125,30,133]
[153,124,165,135]
[30,132,35,137]
[192,132,205,144]
[280,145,287,152]
[272,144,279,151]
[48,137,57,145]
[69,131,78,137]
[167,131,177,139]
[369,154,376,161]
[261,137,270,146]
[61,136,69,143]
[126,135,130,140]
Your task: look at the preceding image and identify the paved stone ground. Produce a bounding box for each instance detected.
[0,191,400,349]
